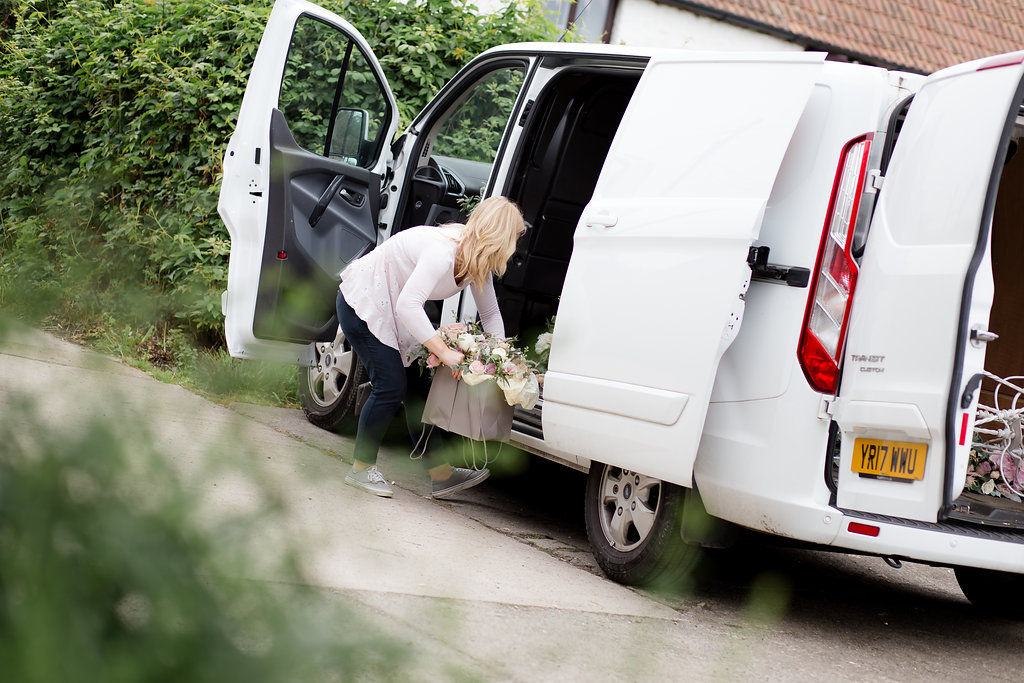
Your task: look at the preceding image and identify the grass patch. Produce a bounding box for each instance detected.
[19,309,300,408]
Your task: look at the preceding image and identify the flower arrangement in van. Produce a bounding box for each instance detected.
[410,320,540,409]
[965,446,1024,502]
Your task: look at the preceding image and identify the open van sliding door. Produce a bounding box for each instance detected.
[833,53,1024,523]
[219,0,398,364]
[542,52,824,487]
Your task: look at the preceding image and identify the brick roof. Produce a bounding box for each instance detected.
[665,0,1024,74]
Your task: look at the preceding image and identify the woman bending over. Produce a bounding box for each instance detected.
[336,196,526,498]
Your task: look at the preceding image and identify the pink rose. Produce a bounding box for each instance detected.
[426,354,441,369]
[468,360,487,375]
[979,460,993,475]
[502,362,517,375]
[1003,458,1018,484]
[485,363,496,375]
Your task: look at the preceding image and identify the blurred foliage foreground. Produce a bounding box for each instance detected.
[0,0,559,384]
[0,319,417,680]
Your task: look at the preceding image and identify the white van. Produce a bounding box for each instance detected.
[219,0,1024,605]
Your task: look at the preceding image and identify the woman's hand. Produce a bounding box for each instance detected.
[438,347,464,370]
[424,334,464,378]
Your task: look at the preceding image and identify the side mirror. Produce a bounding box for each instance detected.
[329,108,370,165]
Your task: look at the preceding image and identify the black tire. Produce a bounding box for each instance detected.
[955,566,1024,617]
[584,462,699,587]
[298,328,368,431]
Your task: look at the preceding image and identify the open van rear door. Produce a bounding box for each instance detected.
[542,52,824,487]
[833,53,1024,522]
[219,0,398,363]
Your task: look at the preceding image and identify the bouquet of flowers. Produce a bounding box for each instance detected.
[410,320,540,410]
[965,446,1024,502]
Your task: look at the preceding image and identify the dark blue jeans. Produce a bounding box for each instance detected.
[336,291,448,469]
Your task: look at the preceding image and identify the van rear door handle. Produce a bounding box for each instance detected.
[970,327,999,347]
[584,211,618,228]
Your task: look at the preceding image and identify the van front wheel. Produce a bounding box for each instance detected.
[298,328,366,432]
[584,463,696,587]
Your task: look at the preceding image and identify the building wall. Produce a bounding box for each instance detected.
[610,0,802,51]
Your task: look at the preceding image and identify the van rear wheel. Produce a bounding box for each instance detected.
[955,566,1024,618]
[584,463,697,587]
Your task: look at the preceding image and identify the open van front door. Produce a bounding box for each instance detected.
[219,0,398,363]
[542,52,824,487]
[833,53,1024,523]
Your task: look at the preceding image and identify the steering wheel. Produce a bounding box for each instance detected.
[412,163,449,195]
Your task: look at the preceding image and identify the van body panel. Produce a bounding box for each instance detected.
[543,52,824,486]
[834,57,1024,522]
[711,65,904,405]
[834,515,1024,573]
[541,373,688,425]
[696,378,837,544]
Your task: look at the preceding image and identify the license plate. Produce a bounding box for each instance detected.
[852,438,927,481]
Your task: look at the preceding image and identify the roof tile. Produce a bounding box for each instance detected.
[678,0,1024,73]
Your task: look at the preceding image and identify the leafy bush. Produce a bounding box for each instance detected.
[1,0,266,337]
[339,0,561,124]
[0,0,560,349]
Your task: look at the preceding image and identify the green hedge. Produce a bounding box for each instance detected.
[0,0,560,340]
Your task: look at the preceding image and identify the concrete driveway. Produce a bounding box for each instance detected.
[3,323,1021,682]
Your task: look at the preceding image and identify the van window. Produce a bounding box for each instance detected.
[432,67,525,166]
[396,64,527,231]
[278,15,392,168]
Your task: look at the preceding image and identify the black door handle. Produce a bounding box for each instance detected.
[339,188,365,207]
[308,174,346,228]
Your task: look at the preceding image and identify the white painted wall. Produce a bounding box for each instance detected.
[610,0,802,51]
[479,0,803,51]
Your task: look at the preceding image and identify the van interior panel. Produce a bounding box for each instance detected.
[497,68,641,341]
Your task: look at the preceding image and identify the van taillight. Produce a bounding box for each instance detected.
[798,134,873,394]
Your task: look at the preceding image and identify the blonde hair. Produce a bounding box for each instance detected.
[453,196,525,289]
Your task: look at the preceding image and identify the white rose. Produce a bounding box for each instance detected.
[493,347,508,360]
[535,332,552,354]
[457,333,477,352]
[982,479,996,495]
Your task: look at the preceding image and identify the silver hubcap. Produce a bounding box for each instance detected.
[598,466,661,551]
[306,328,354,408]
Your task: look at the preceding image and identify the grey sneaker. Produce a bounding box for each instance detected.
[345,465,394,498]
[431,467,491,499]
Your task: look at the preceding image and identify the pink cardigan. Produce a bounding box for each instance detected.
[339,225,505,365]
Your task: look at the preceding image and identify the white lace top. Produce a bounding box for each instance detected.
[339,224,505,366]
